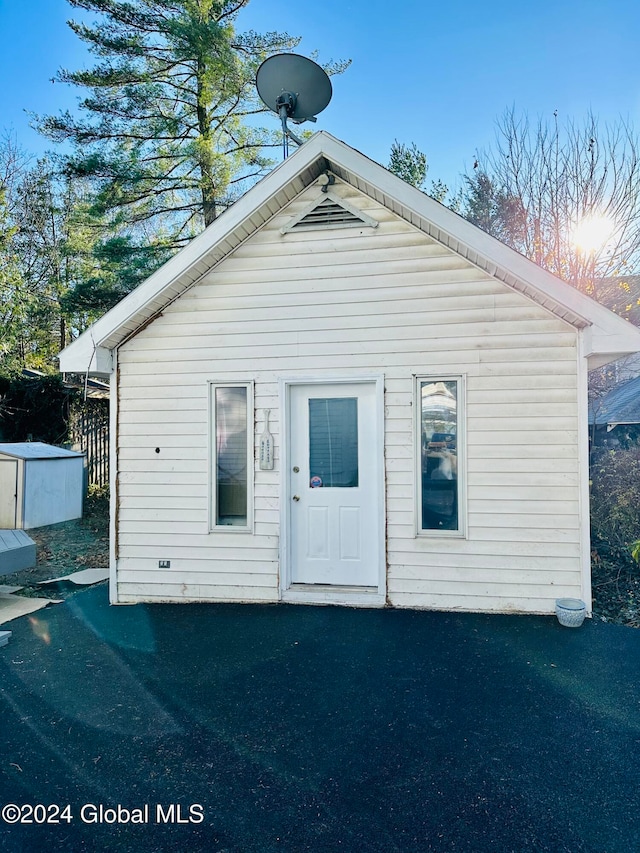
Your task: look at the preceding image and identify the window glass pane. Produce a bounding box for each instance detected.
[216,386,247,525]
[420,380,458,530]
[309,397,358,488]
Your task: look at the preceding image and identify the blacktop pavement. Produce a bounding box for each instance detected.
[1,584,640,853]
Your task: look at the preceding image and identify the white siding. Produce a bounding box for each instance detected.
[116,182,582,612]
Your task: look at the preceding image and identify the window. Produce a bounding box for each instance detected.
[308,397,359,488]
[210,383,253,530]
[416,377,464,534]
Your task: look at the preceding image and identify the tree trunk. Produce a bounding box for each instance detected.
[201,176,217,227]
[196,54,217,227]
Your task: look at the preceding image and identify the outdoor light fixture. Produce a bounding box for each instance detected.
[318,172,335,192]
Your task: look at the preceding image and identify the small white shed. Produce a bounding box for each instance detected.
[0,443,84,529]
[58,133,640,615]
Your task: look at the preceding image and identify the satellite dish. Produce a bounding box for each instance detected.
[256,53,332,157]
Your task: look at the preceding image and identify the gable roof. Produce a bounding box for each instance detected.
[589,375,640,427]
[59,132,640,375]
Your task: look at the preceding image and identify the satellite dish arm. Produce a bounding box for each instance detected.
[284,123,304,147]
[276,92,304,147]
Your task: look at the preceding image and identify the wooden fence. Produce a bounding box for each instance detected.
[70,398,110,487]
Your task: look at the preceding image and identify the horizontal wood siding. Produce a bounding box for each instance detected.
[116,182,582,611]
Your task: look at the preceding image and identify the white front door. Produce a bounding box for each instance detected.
[289,382,379,587]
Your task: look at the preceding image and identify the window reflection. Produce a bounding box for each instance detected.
[420,381,458,530]
[215,386,248,525]
[309,397,358,488]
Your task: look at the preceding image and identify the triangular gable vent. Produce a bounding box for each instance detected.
[281,189,378,234]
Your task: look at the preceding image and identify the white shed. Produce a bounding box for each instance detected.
[0,443,84,529]
[59,133,640,615]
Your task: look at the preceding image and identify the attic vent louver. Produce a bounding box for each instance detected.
[281,189,379,234]
[298,198,362,227]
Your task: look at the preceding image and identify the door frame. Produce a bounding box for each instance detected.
[279,375,386,607]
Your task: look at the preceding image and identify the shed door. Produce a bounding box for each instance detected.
[289,382,379,587]
[0,460,18,528]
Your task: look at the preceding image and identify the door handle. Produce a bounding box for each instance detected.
[292,495,300,502]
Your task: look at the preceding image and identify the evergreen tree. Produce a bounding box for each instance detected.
[461,169,526,247]
[387,140,454,205]
[39,1,343,244]
[388,140,428,190]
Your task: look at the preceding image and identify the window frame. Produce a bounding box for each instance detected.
[414,374,466,538]
[209,380,254,533]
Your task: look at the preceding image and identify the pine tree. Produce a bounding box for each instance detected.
[387,140,454,204]
[388,141,428,190]
[38,0,342,244]
[461,169,526,247]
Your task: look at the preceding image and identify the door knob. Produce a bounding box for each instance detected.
[292,495,300,502]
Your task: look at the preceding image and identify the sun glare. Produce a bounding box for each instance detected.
[571,214,615,255]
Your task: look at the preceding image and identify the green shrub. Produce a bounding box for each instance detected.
[590,447,640,624]
[590,447,640,550]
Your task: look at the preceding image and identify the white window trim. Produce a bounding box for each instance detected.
[209,380,254,533]
[414,374,467,539]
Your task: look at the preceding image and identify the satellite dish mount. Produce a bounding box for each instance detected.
[256,54,333,158]
[275,92,306,148]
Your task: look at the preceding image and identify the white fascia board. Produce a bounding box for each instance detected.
[320,135,640,358]
[585,315,640,359]
[59,337,113,376]
[57,131,640,373]
[325,138,586,307]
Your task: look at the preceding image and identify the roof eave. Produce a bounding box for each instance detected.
[58,137,330,373]
[59,339,113,376]
[59,131,640,374]
[323,137,640,362]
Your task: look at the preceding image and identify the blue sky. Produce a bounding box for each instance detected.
[1,0,640,191]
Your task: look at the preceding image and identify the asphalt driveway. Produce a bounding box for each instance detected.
[1,585,639,852]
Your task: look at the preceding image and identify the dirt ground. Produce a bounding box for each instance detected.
[2,491,109,600]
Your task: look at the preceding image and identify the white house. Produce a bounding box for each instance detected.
[59,133,640,614]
